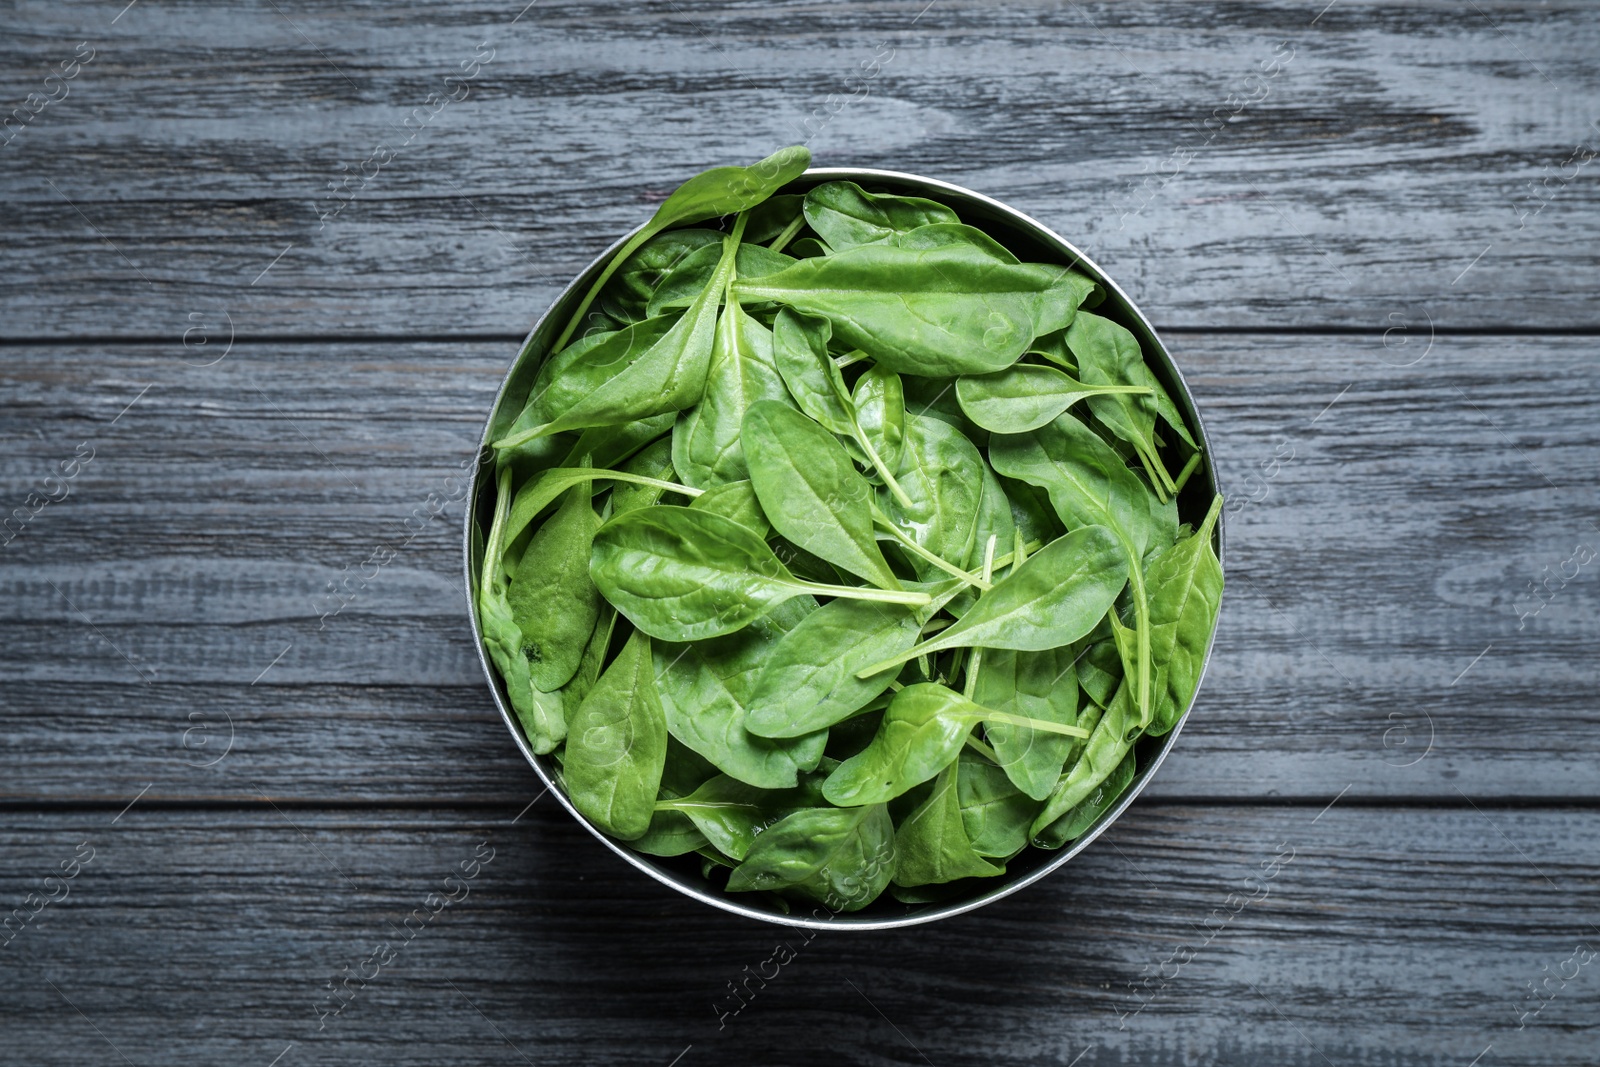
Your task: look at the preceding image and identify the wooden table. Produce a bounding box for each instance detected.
[4,2,1597,1063]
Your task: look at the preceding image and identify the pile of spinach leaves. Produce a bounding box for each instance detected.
[476,146,1223,914]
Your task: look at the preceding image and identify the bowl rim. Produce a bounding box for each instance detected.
[464,165,1225,930]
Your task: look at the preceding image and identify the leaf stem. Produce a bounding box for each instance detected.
[981,709,1090,739]
[1172,452,1203,495]
[790,580,931,607]
[767,213,807,253]
[481,466,514,596]
[964,733,1000,764]
[1115,528,1154,733]
[871,507,991,589]
[834,350,868,370]
[855,428,915,509]
[962,535,999,700]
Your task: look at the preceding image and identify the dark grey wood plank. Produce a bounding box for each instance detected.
[2,334,1596,802]
[1,1,1597,334]
[1,805,1594,1065]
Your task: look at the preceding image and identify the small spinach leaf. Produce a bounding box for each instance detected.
[856,525,1127,678]
[743,400,903,591]
[591,506,929,643]
[507,478,603,692]
[724,804,896,911]
[955,363,1151,435]
[672,296,793,489]
[564,629,668,840]
[892,762,1006,886]
[553,145,811,350]
[802,180,959,249]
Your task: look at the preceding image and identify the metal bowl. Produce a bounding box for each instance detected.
[465,167,1224,929]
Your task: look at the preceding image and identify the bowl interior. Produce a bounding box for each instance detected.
[466,167,1223,930]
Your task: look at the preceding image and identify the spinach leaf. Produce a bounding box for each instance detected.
[973,646,1080,801]
[770,308,912,506]
[479,468,565,753]
[735,230,1084,376]
[688,478,770,538]
[742,400,903,591]
[955,363,1151,435]
[892,763,1006,886]
[591,507,929,643]
[632,809,708,857]
[1066,312,1196,495]
[552,144,811,351]
[672,295,792,489]
[745,579,964,739]
[512,315,678,438]
[563,629,668,840]
[802,180,959,249]
[599,228,724,323]
[496,217,744,448]
[1075,637,1123,710]
[823,683,1087,806]
[744,193,804,244]
[877,412,985,582]
[506,478,603,692]
[957,751,1041,859]
[990,414,1157,729]
[1141,494,1224,736]
[1033,747,1137,849]
[969,459,1017,573]
[654,773,824,861]
[855,525,1127,678]
[506,465,702,548]
[560,606,616,712]
[653,597,828,789]
[725,803,896,911]
[625,739,714,858]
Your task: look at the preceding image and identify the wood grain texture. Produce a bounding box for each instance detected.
[1,1,1597,335]
[2,333,1595,801]
[2,804,1595,1066]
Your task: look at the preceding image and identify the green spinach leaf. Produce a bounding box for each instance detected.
[955,363,1151,434]
[725,804,896,911]
[823,683,1087,806]
[856,525,1127,678]
[973,646,1080,801]
[688,478,770,538]
[1033,746,1137,849]
[564,629,668,840]
[770,308,912,505]
[654,597,828,789]
[552,145,810,350]
[599,228,724,323]
[746,579,964,739]
[479,468,565,753]
[957,751,1041,859]
[507,478,603,692]
[802,180,959,249]
[1141,494,1224,736]
[672,295,792,489]
[892,762,1006,886]
[743,400,903,590]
